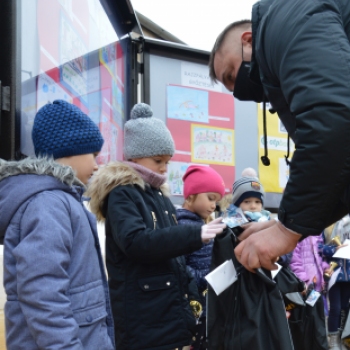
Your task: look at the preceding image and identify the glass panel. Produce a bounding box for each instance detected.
[21,0,126,163]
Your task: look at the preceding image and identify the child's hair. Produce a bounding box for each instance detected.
[231,172,265,207]
[32,100,104,159]
[217,193,233,212]
[124,103,175,160]
[184,194,199,205]
[182,165,225,199]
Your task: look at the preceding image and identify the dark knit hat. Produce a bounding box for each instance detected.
[32,100,104,159]
[124,103,175,159]
[232,176,265,207]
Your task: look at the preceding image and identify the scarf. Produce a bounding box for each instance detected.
[125,161,167,189]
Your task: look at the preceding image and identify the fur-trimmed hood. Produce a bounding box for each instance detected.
[86,161,170,222]
[0,157,84,240]
[0,157,83,186]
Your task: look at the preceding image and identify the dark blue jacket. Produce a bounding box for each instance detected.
[176,209,213,313]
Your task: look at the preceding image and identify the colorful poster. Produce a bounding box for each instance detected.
[167,162,210,196]
[167,85,209,123]
[99,44,117,79]
[98,113,119,164]
[60,14,88,101]
[279,158,290,189]
[191,124,234,166]
[167,85,235,192]
[257,103,294,192]
[167,162,190,196]
[37,72,72,109]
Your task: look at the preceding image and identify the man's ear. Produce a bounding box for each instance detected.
[241,31,253,48]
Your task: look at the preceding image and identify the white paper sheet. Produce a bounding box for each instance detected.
[205,259,237,296]
[332,239,350,259]
[271,263,282,279]
[328,267,341,291]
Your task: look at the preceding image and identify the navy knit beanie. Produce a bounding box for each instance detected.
[32,100,104,159]
[232,176,265,207]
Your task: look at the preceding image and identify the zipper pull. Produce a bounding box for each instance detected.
[172,213,178,225]
[151,211,157,229]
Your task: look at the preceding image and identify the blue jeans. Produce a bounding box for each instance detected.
[328,282,350,332]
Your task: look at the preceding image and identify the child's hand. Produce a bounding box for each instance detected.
[201,217,226,243]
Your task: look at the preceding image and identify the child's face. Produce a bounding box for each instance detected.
[187,192,222,220]
[57,153,99,185]
[239,197,262,212]
[132,155,171,175]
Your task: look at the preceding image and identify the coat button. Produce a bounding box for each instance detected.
[144,284,149,289]
[166,281,171,286]
[184,294,188,298]
[165,210,168,214]
[158,192,162,195]
[86,315,93,322]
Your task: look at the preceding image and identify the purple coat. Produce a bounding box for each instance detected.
[289,234,329,292]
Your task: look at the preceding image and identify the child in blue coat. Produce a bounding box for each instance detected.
[0,100,115,350]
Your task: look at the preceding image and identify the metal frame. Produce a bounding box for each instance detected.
[0,0,21,160]
[141,37,210,104]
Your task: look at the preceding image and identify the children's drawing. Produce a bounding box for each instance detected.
[167,85,209,123]
[191,124,234,166]
[98,114,118,164]
[60,14,88,102]
[167,162,191,196]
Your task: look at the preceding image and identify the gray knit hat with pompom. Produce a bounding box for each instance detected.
[124,103,175,159]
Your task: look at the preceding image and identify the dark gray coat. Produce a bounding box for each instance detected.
[252,0,350,236]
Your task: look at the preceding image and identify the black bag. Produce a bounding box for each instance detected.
[288,293,328,350]
[207,227,303,350]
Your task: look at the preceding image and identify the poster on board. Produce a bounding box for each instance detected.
[166,82,235,194]
[257,103,294,193]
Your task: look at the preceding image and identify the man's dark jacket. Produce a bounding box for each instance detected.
[252,0,350,236]
[87,162,203,350]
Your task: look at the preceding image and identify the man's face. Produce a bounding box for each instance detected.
[213,31,253,92]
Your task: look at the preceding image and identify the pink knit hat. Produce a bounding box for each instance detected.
[183,165,225,199]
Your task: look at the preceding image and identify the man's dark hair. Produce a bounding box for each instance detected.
[209,19,252,83]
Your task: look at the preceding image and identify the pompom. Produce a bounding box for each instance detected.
[130,103,153,119]
[241,167,257,177]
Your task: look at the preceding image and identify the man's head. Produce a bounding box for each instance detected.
[209,20,252,92]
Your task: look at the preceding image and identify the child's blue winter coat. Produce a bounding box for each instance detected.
[0,158,114,350]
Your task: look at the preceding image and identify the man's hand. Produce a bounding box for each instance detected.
[238,220,277,241]
[234,221,301,272]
